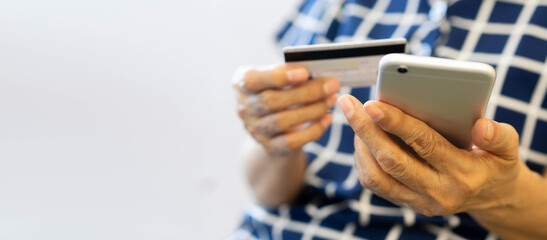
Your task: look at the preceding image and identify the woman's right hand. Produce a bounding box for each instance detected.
[234,64,340,156]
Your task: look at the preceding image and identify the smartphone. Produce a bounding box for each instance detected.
[376,54,496,149]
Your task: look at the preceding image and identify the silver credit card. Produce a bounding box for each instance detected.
[283,38,406,87]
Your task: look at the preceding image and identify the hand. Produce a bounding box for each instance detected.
[338,94,523,216]
[234,64,340,155]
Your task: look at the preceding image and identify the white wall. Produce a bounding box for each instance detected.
[0,0,296,239]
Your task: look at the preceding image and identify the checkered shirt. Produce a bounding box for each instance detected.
[231,0,547,239]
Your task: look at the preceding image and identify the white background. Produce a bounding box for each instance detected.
[0,0,296,239]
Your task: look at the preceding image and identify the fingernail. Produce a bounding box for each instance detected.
[364,102,383,121]
[287,68,308,83]
[485,120,494,141]
[338,95,354,118]
[323,79,341,94]
[321,114,333,127]
[326,94,338,107]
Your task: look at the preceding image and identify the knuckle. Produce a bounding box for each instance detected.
[359,171,381,190]
[247,93,272,116]
[245,122,260,137]
[439,198,462,214]
[429,193,463,215]
[257,115,281,136]
[245,120,271,141]
[408,130,437,159]
[265,136,289,155]
[377,152,405,178]
[457,176,484,196]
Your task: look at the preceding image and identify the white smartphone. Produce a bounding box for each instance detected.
[376,54,496,149]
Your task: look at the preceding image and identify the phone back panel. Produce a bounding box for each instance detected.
[377,54,496,149]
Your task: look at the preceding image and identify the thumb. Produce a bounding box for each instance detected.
[471,118,520,160]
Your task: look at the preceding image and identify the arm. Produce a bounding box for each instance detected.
[339,95,547,239]
[234,65,339,207]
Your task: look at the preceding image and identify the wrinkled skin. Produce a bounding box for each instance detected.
[234,64,340,155]
[339,94,547,240]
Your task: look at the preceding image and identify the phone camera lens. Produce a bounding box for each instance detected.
[397,65,408,73]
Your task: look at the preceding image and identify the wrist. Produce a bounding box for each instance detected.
[468,162,547,238]
[468,161,529,218]
[246,143,308,207]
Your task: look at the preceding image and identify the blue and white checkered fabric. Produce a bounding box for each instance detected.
[231,0,547,239]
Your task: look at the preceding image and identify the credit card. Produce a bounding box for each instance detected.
[283,38,406,87]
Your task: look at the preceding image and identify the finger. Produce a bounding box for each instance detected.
[236,90,250,120]
[237,65,309,92]
[338,95,437,194]
[267,114,332,154]
[251,94,338,136]
[362,100,466,172]
[244,78,340,116]
[353,135,423,206]
[355,135,457,216]
[471,118,520,161]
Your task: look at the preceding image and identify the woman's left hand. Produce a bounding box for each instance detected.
[338,94,525,216]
